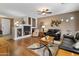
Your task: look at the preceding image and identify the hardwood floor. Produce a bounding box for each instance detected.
[0,36,41,56]
[0,36,79,56]
[0,36,14,56]
[57,49,79,56]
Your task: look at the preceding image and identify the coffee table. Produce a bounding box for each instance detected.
[27,39,59,56]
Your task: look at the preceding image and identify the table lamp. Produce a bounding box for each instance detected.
[42,25,45,32]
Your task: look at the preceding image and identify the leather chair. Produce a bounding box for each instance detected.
[32,29,39,37]
[75,32,79,41]
[45,29,61,41]
[63,31,79,43]
[63,34,76,43]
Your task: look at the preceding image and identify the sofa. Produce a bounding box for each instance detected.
[45,29,61,41]
[59,32,79,54]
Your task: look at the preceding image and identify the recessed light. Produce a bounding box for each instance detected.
[70,16,74,20]
[61,19,64,22]
[66,19,69,22]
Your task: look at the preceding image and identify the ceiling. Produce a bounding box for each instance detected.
[0,3,79,18]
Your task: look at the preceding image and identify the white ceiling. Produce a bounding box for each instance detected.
[0,3,79,18]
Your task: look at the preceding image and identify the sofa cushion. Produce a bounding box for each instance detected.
[63,34,76,43]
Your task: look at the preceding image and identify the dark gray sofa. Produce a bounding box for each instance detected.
[59,34,79,54]
[45,29,61,41]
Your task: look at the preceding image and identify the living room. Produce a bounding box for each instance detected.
[0,3,79,56]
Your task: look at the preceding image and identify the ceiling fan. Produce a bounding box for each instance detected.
[37,9,52,15]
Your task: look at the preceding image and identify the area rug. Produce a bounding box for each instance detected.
[27,43,59,56]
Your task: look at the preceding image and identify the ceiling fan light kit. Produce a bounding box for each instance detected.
[37,8,52,15]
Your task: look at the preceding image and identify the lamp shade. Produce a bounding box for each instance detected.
[42,25,45,28]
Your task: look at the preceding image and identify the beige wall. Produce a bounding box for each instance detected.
[37,11,79,35]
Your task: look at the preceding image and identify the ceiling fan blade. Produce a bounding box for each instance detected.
[36,9,52,15]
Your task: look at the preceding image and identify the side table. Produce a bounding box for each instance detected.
[39,32,45,38]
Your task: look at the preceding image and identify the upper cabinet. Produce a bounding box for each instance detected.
[14,17,37,28]
[28,17,37,28]
[32,18,37,27]
[28,17,31,25]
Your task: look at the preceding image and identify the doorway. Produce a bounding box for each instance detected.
[1,19,10,35]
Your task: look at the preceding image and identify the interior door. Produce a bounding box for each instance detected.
[1,19,10,35]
